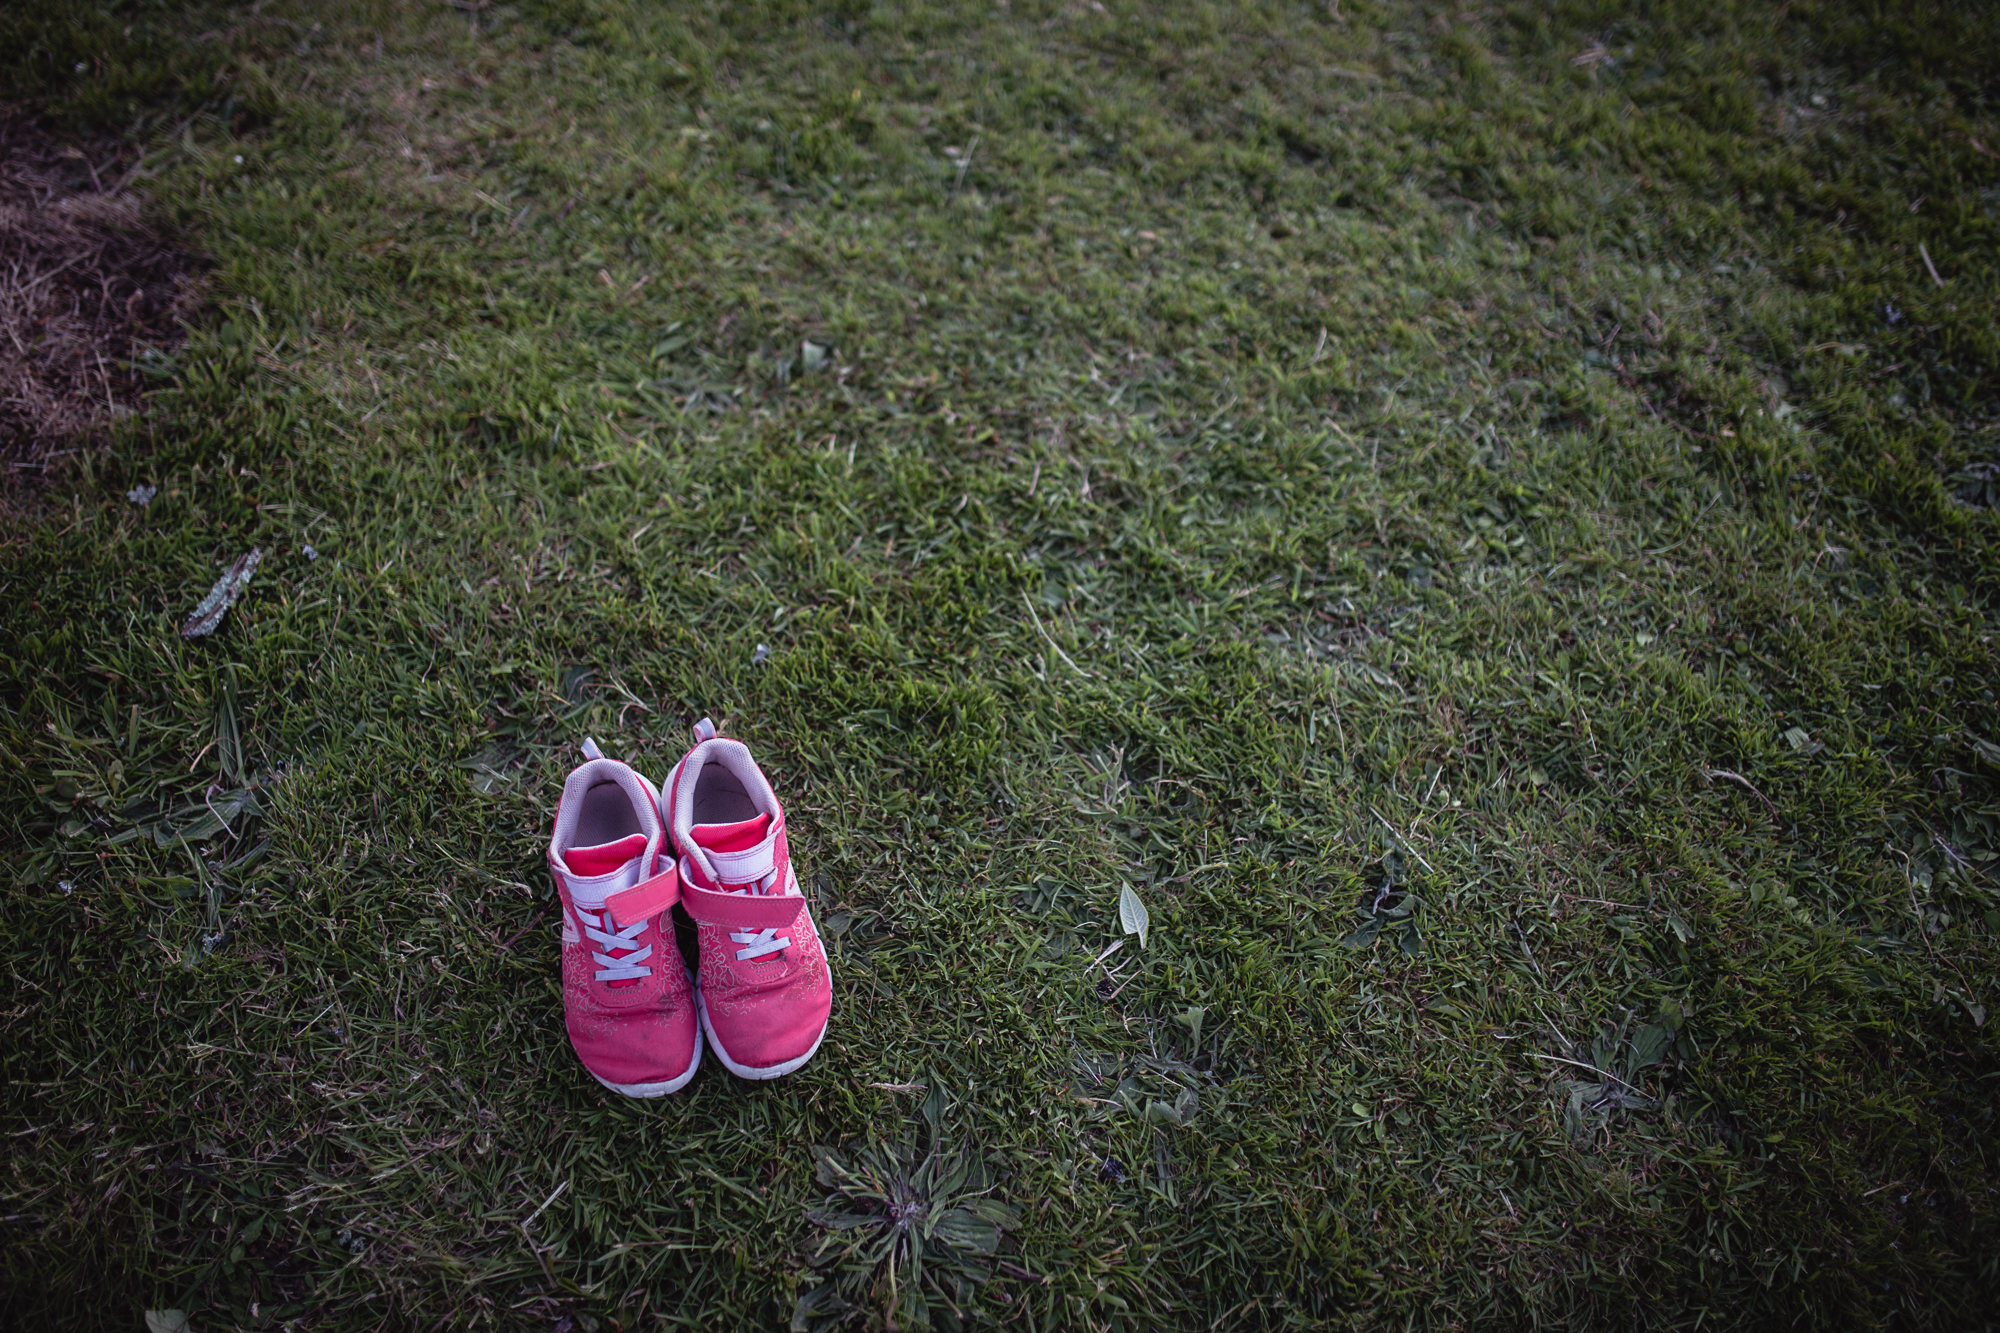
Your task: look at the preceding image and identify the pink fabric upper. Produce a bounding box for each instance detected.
[555,895,697,1086]
[692,814,771,854]
[549,764,698,1089]
[564,833,647,877]
[667,741,832,1073]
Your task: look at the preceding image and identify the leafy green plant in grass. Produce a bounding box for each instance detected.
[1341,847,1421,954]
[1548,1010,1683,1145]
[796,1089,1020,1333]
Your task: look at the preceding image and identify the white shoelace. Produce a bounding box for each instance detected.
[730,926,791,961]
[702,864,792,962]
[582,910,654,981]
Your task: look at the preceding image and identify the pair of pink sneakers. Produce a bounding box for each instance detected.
[545,718,831,1096]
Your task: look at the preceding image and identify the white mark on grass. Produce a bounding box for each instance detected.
[949,134,980,193]
[1022,592,1092,677]
[520,1179,569,1235]
[1083,937,1126,977]
[1368,805,1436,874]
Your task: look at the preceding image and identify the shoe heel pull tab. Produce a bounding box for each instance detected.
[580,737,605,762]
[692,717,717,743]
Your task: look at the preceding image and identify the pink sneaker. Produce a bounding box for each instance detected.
[662,718,831,1080]
[548,739,702,1097]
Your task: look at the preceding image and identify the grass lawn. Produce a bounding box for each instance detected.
[4,0,1998,1327]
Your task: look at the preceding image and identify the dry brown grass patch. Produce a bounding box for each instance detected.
[0,109,204,483]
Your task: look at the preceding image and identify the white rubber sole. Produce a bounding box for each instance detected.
[582,976,704,1098]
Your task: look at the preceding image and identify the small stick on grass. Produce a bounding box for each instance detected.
[519,1179,568,1236]
[1919,243,1944,288]
[1527,1051,1647,1096]
[1368,805,1436,874]
[1083,937,1125,977]
[1699,765,1780,823]
[1513,921,1545,977]
[951,134,979,193]
[1023,592,1092,678]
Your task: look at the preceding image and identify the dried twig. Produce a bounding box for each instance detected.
[951,134,980,193]
[1023,591,1093,678]
[1699,765,1780,822]
[1526,1051,1646,1095]
[1368,805,1436,874]
[519,1179,568,1234]
[1919,243,1945,288]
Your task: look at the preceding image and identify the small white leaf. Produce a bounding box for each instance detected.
[146,1312,191,1333]
[1118,885,1149,949]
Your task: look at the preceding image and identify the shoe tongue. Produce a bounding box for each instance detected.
[690,813,771,854]
[563,833,648,877]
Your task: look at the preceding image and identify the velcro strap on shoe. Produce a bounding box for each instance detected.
[681,883,804,931]
[605,867,681,929]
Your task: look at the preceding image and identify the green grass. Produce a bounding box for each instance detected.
[3,0,1998,1328]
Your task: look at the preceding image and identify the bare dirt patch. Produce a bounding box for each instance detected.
[0,109,204,483]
